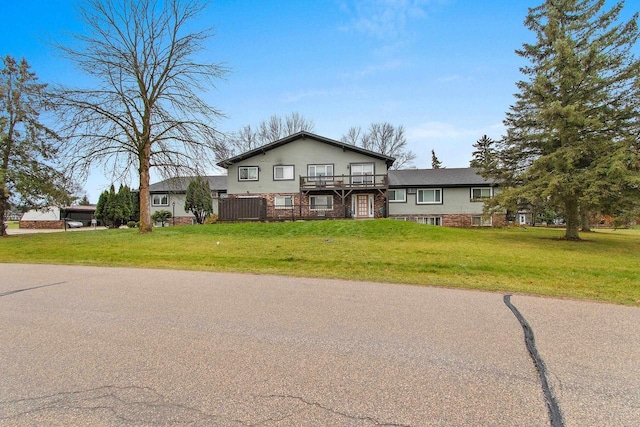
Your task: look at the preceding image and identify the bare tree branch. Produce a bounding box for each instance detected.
[341,122,415,169]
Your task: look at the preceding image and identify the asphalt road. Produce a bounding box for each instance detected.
[0,264,638,426]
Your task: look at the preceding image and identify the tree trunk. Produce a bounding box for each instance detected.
[0,192,6,237]
[564,196,581,240]
[138,143,153,233]
[580,209,591,232]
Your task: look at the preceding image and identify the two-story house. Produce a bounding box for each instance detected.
[216,131,395,220]
[148,131,505,226]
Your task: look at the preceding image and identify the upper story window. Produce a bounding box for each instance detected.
[308,164,334,181]
[152,194,168,206]
[273,165,294,181]
[417,188,442,204]
[238,166,259,181]
[471,187,493,201]
[350,163,374,184]
[388,189,406,202]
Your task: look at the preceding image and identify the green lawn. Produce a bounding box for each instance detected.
[1,220,638,305]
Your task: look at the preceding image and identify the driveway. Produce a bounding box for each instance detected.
[0,264,638,426]
[5,226,107,235]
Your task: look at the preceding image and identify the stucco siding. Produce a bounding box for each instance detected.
[227,137,389,195]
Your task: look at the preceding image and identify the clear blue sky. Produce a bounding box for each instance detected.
[2,1,637,202]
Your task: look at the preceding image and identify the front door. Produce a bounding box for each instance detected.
[354,194,373,218]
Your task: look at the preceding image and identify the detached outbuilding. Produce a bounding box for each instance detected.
[20,205,97,229]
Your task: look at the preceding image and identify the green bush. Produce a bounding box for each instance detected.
[151,210,172,227]
[127,221,138,228]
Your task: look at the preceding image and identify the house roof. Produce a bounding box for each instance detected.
[149,176,228,193]
[62,205,96,213]
[216,131,396,168]
[388,168,497,187]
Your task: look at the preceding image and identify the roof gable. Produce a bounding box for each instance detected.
[216,131,396,168]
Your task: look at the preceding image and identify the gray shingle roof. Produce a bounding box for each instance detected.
[388,168,497,187]
[149,176,227,193]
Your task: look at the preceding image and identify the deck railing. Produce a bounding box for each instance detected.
[300,174,388,191]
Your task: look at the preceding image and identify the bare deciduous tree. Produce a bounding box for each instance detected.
[221,112,315,159]
[53,0,227,233]
[341,122,416,169]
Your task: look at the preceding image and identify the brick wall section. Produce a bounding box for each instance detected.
[390,213,507,227]
[298,193,348,219]
[263,193,301,220]
[374,192,386,217]
[443,214,472,227]
[171,216,194,226]
[20,220,64,229]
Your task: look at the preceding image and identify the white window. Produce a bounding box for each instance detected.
[471,187,493,201]
[152,194,168,206]
[351,163,374,184]
[310,195,333,211]
[416,216,441,225]
[308,164,334,181]
[388,189,406,202]
[417,189,442,204]
[238,166,259,181]
[274,196,294,209]
[274,165,294,180]
[471,216,492,226]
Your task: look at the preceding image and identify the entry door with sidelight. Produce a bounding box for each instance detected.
[354,194,374,218]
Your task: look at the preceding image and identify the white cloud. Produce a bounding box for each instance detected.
[339,0,432,43]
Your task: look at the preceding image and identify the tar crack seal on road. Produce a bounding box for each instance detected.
[0,282,66,298]
[504,295,564,427]
[260,394,412,426]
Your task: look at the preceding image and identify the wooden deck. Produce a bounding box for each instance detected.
[299,174,388,191]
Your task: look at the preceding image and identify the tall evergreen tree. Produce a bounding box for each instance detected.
[184,176,213,224]
[470,135,498,171]
[95,184,133,227]
[78,194,91,206]
[1,56,72,236]
[488,0,640,240]
[431,150,443,169]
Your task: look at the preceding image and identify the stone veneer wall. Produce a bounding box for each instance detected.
[389,213,506,227]
[373,192,386,218]
[20,220,64,229]
[171,216,195,226]
[227,192,388,220]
